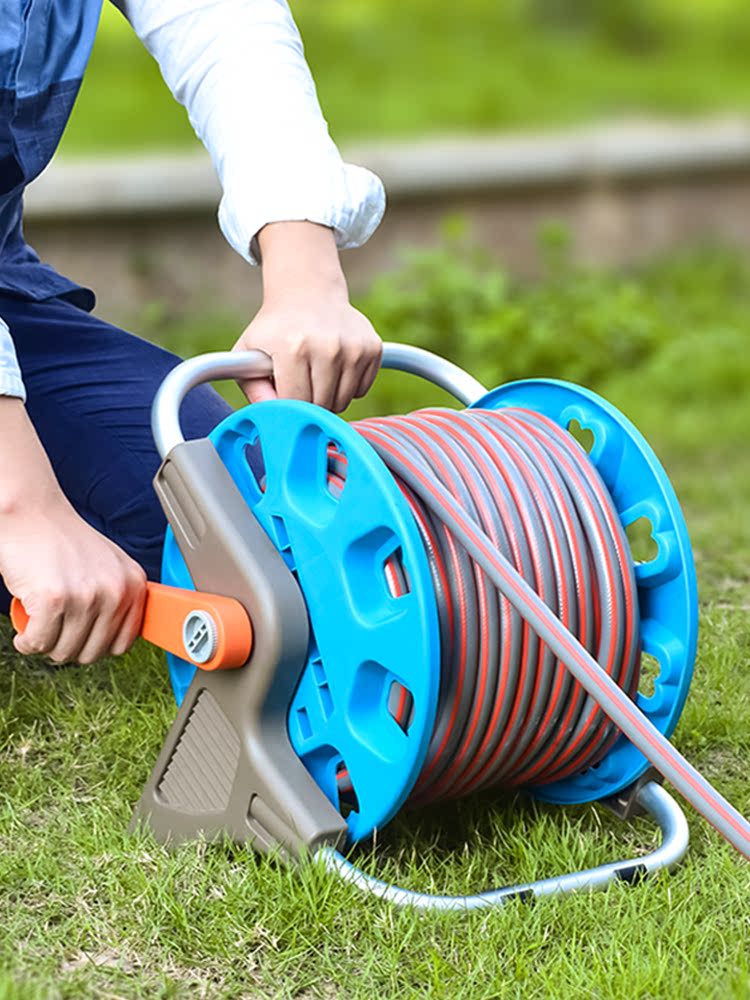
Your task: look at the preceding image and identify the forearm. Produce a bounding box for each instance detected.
[258,221,348,305]
[0,398,66,518]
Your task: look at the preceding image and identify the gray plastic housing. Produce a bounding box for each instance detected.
[130,438,347,857]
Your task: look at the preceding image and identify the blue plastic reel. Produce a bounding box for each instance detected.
[162,400,441,842]
[471,380,699,804]
[163,381,698,830]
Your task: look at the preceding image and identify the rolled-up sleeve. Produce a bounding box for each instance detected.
[0,317,26,401]
[116,0,386,263]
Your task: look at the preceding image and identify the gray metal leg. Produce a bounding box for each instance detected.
[315,782,689,912]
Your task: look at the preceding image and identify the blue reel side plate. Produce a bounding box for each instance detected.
[162,400,440,842]
[472,379,699,804]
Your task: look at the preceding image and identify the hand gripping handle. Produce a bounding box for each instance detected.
[150,342,489,459]
[10,583,253,671]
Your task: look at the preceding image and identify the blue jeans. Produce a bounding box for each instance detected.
[0,294,232,614]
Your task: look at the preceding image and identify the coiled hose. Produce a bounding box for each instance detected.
[325,405,750,860]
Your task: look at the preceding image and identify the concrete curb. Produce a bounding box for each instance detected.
[25,117,750,220]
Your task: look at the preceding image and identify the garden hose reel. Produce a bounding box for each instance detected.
[129,343,706,910]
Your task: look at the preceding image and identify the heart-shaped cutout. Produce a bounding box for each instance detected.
[625,515,659,564]
[566,417,595,454]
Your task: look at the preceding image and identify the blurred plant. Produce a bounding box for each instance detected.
[357,222,666,392]
[528,0,674,51]
[351,228,750,446]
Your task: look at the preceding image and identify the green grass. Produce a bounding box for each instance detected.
[2,243,750,997]
[61,0,750,155]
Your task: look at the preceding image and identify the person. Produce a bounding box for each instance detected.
[0,0,385,666]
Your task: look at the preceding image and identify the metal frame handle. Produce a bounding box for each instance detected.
[315,782,689,911]
[151,343,488,459]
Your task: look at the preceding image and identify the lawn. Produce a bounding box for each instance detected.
[61,0,750,156]
[1,243,749,998]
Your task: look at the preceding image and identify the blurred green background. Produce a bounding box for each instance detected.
[63,0,750,155]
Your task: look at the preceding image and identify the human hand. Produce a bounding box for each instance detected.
[233,292,381,413]
[2,497,147,665]
[233,221,382,412]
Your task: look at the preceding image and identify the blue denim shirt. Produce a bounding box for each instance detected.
[0,0,102,304]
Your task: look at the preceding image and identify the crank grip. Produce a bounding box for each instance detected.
[10,582,253,671]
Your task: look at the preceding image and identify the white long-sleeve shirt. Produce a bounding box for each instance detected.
[0,0,386,402]
[0,318,25,399]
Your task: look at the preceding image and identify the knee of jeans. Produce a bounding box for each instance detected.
[101,387,229,582]
[179,383,232,442]
[104,481,168,582]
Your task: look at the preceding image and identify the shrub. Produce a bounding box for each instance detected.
[353,233,750,456]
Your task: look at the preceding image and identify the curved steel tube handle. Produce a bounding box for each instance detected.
[315,783,689,912]
[151,343,488,459]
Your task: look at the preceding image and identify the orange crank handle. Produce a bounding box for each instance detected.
[8,599,29,635]
[10,581,253,671]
